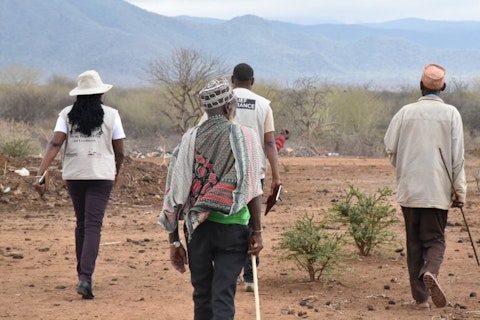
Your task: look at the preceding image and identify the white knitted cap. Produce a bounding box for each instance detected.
[199,78,234,109]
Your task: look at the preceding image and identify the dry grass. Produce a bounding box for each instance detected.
[0,119,52,157]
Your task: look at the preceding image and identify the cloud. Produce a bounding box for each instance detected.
[127,0,480,24]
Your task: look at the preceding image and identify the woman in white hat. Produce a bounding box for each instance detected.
[35,70,126,299]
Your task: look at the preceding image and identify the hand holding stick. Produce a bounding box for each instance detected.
[439,148,479,266]
[35,171,47,197]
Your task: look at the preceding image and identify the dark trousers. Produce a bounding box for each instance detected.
[67,180,114,283]
[242,227,259,283]
[187,220,249,320]
[243,179,264,283]
[402,207,448,303]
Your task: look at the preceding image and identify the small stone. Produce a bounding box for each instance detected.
[470,292,477,297]
[384,285,391,290]
[367,304,375,311]
[388,300,396,305]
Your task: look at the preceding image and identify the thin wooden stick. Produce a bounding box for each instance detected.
[38,170,47,184]
[252,254,261,320]
[439,148,480,266]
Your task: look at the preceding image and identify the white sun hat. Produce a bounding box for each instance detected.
[69,70,113,96]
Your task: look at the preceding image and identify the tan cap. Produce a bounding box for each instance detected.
[421,64,446,90]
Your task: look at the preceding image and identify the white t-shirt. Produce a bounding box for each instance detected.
[54,109,126,140]
[57,105,126,180]
[197,88,275,178]
[233,88,275,178]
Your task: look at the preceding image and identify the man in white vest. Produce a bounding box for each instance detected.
[231,63,282,292]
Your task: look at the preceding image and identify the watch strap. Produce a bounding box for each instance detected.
[170,240,182,248]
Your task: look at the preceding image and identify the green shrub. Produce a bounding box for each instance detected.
[281,161,290,173]
[330,184,398,256]
[1,138,31,158]
[277,212,346,282]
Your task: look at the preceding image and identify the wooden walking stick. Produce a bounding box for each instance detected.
[251,254,261,320]
[439,148,480,266]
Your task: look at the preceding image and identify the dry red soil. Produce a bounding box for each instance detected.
[2,154,480,319]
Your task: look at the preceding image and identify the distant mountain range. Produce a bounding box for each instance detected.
[1,0,480,88]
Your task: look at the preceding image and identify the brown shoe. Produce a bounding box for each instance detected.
[423,272,446,307]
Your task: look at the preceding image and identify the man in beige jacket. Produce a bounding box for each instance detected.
[384,63,466,310]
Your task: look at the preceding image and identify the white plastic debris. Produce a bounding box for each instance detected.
[14,167,30,176]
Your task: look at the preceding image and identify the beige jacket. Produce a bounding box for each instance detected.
[384,95,466,209]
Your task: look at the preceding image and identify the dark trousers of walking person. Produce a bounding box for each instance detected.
[243,179,264,284]
[242,226,259,284]
[67,180,114,283]
[187,220,249,320]
[402,207,448,303]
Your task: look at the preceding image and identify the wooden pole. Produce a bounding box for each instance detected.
[252,254,261,320]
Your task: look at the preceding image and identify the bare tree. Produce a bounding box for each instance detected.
[281,77,335,154]
[146,48,228,133]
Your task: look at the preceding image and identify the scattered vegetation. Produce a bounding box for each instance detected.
[1,139,31,158]
[281,161,290,173]
[329,185,398,256]
[0,120,33,158]
[2,55,480,156]
[277,212,347,282]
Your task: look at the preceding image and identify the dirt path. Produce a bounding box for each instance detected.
[1,156,480,319]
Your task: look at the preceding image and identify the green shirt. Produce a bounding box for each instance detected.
[207,205,250,225]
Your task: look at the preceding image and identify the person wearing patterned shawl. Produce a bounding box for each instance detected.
[158,78,264,319]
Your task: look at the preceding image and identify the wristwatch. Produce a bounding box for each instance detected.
[170,240,182,248]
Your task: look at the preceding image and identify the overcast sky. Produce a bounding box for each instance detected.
[126,0,480,24]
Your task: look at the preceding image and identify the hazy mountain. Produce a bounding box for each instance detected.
[1,0,479,88]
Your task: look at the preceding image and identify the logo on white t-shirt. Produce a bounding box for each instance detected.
[237,98,256,110]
